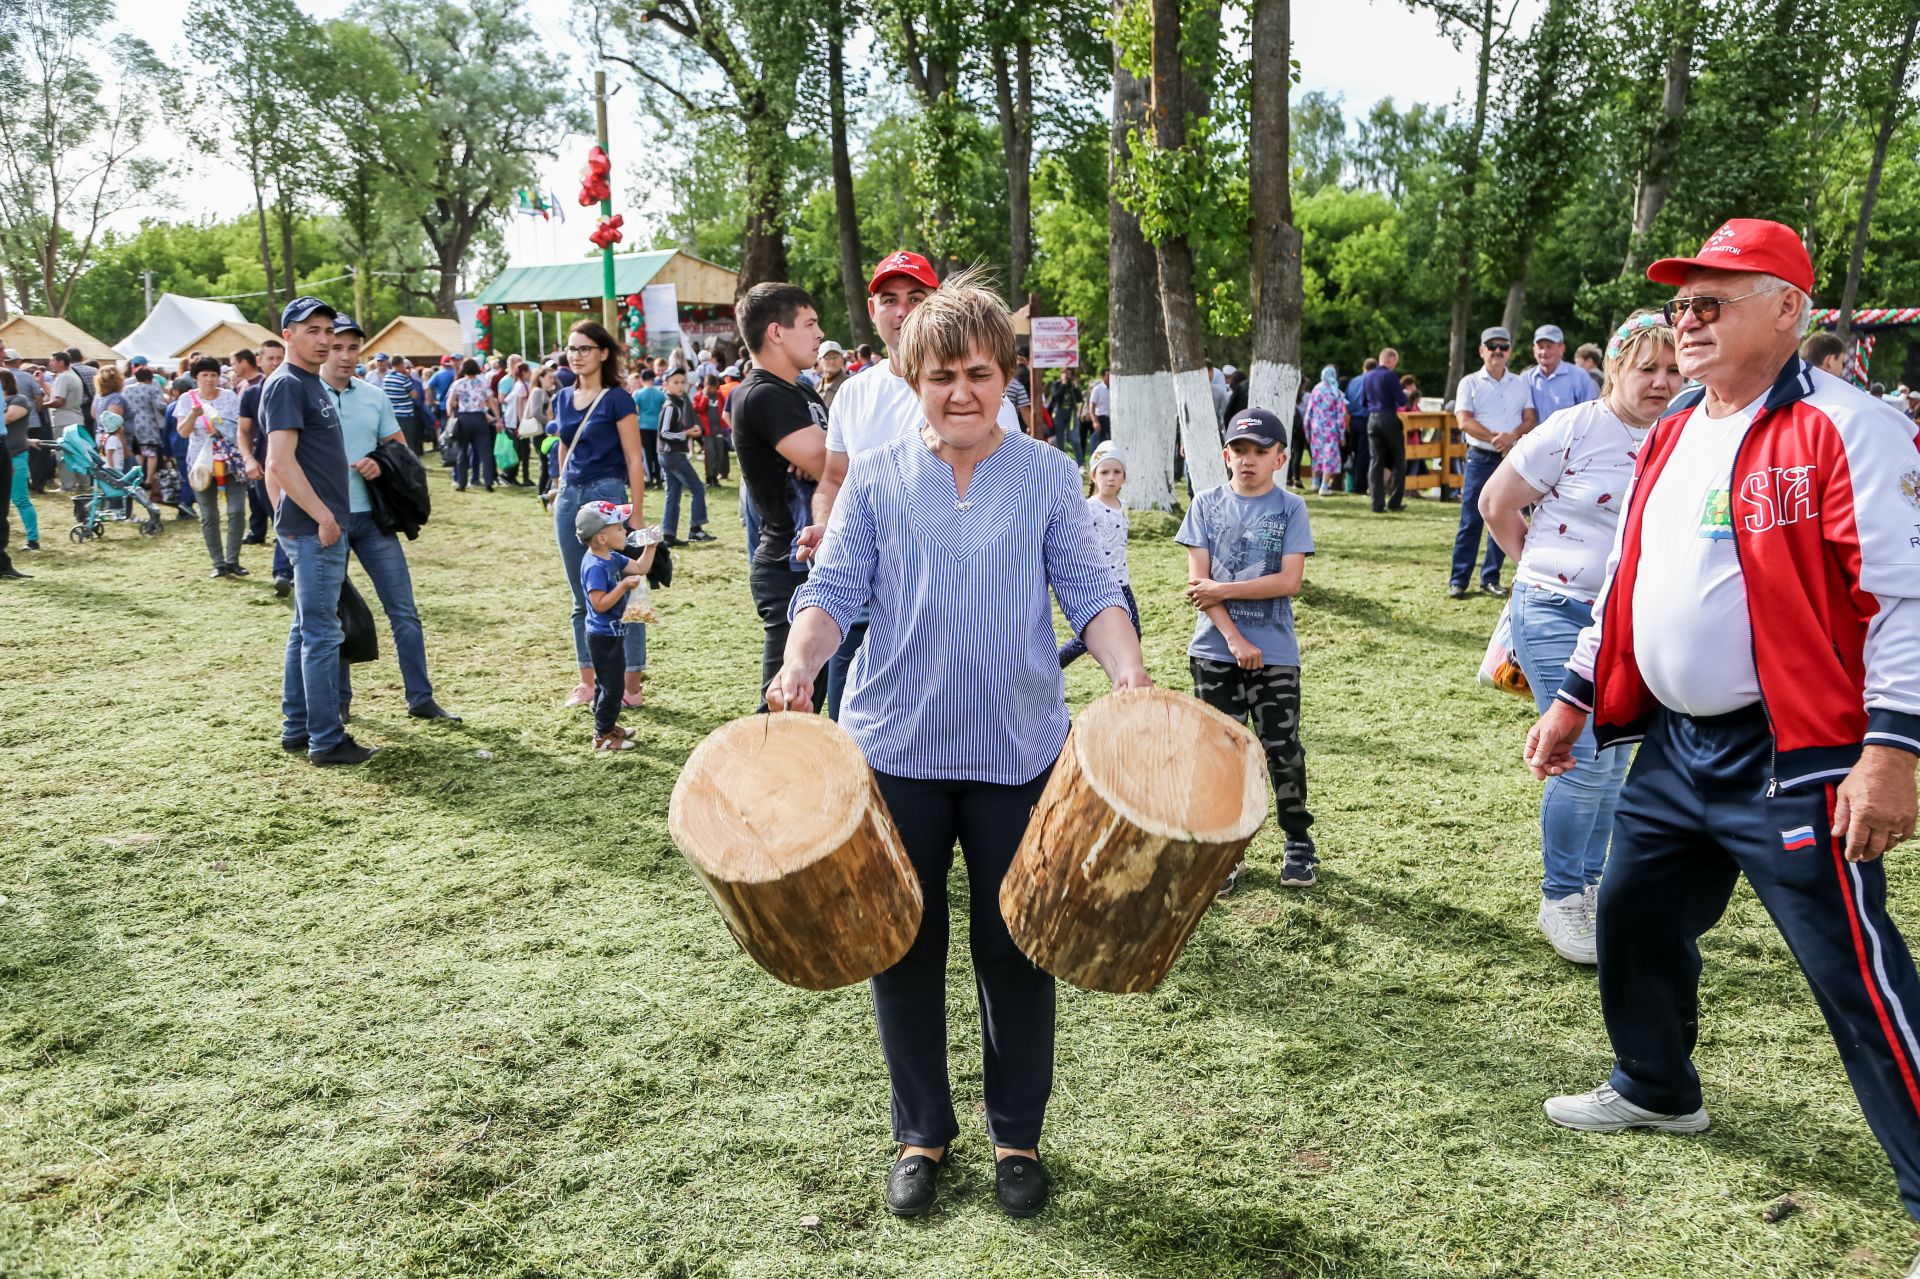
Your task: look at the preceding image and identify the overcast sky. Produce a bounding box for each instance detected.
[110,0,1504,269]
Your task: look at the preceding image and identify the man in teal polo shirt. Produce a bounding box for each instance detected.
[325,314,459,725]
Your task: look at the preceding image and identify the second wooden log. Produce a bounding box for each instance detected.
[999,688,1269,994]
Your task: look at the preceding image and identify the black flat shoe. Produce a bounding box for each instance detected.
[884,1152,943,1218]
[408,700,462,722]
[281,735,309,753]
[995,1154,1049,1219]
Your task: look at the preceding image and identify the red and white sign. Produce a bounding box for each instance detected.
[1030,315,1079,368]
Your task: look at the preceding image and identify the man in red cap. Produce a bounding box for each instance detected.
[1524,218,1920,1233]
[795,251,1019,719]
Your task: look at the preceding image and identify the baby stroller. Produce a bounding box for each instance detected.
[48,423,164,542]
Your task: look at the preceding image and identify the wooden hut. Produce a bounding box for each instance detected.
[0,315,117,362]
[171,320,277,361]
[362,316,466,364]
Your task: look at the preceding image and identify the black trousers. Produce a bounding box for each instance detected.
[1348,418,1370,495]
[247,478,272,540]
[872,768,1056,1148]
[26,423,53,488]
[749,561,809,707]
[640,429,661,486]
[587,629,626,736]
[1600,706,1920,1218]
[1367,412,1406,511]
[394,414,421,455]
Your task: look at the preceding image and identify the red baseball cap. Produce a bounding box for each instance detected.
[1647,218,1814,294]
[868,250,939,295]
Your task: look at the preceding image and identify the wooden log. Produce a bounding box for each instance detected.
[668,713,921,991]
[999,688,1269,994]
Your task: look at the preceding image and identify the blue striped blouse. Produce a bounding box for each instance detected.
[792,427,1126,786]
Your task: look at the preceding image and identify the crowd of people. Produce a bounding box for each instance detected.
[8,217,1920,1265]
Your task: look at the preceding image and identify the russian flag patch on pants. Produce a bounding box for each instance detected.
[1782,825,1818,851]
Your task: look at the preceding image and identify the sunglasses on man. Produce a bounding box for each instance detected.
[1485,342,1511,353]
[1662,290,1768,326]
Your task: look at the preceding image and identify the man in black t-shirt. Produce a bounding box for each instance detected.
[728,282,827,706]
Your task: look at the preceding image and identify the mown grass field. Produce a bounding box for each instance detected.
[3,460,1917,1279]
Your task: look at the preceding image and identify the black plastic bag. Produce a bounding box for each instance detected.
[339,576,379,664]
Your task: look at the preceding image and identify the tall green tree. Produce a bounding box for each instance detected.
[0,0,165,317]
[1483,0,1596,333]
[604,0,816,295]
[357,0,580,315]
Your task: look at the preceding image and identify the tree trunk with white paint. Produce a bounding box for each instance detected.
[1000,689,1270,994]
[1108,25,1176,509]
[1246,0,1301,430]
[1149,0,1228,495]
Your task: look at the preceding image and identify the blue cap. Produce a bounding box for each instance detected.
[331,313,366,337]
[128,355,149,367]
[373,351,390,361]
[280,296,336,329]
[1222,407,1286,448]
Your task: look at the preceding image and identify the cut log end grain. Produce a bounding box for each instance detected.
[1001,688,1269,994]
[669,713,922,991]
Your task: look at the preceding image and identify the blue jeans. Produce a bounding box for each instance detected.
[455,413,494,489]
[335,511,434,710]
[1449,446,1506,588]
[1508,582,1633,898]
[281,533,350,753]
[169,433,196,512]
[660,451,707,538]
[553,475,647,671]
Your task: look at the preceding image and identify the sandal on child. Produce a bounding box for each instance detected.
[592,733,635,751]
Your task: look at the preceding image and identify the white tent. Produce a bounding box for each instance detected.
[115,294,248,365]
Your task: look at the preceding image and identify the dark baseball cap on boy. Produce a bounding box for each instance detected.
[1223,407,1286,448]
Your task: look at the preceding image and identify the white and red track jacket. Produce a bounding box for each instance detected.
[1559,355,1920,792]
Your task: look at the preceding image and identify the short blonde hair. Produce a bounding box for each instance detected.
[1602,308,1677,395]
[897,265,1016,388]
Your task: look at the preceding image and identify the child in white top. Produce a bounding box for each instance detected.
[1058,441,1139,666]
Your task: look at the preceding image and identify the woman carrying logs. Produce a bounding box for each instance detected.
[766,270,1152,1220]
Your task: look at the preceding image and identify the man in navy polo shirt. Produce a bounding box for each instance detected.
[263,295,374,766]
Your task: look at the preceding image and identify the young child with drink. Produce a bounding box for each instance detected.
[575,501,659,752]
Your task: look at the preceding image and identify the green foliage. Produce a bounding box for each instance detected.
[1031,135,1112,366]
[0,0,166,314]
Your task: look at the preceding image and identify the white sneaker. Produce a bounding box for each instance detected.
[1907,1247,1920,1279]
[1537,892,1597,965]
[1544,1082,1710,1133]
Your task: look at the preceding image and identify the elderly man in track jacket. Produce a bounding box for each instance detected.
[1524,219,1920,1238]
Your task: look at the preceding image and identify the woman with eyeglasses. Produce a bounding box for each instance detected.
[551,321,651,709]
[1476,310,1680,966]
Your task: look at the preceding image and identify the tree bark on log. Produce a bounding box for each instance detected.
[1000,689,1269,994]
[669,714,921,991]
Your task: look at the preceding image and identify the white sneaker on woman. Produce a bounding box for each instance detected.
[1537,892,1597,964]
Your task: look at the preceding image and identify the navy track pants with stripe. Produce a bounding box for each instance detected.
[1596,704,1920,1220]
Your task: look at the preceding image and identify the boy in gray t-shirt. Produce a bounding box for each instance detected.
[1176,407,1318,892]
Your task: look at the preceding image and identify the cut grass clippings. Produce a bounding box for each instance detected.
[2,466,1917,1278]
